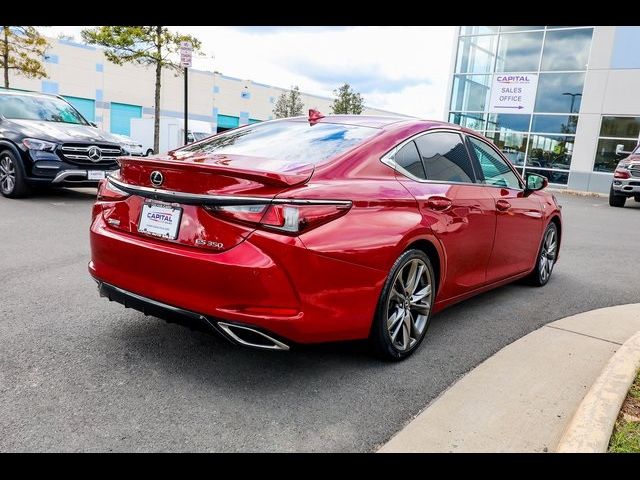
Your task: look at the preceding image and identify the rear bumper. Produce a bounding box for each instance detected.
[95,281,291,350]
[89,214,387,344]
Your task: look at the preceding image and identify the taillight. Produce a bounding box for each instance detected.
[208,202,351,234]
[97,177,130,201]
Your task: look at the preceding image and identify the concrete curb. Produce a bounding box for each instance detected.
[548,187,607,198]
[555,330,640,453]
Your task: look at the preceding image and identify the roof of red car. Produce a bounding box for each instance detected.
[288,114,457,130]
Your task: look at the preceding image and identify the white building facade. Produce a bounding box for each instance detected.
[447,26,640,193]
[6,36,400,138]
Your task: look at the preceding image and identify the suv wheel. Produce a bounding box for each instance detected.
[634,194,640,203]
[0,150,29,198]
[369,250,435,361]
[609,185,626,208]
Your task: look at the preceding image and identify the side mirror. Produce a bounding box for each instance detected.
[525,172,548,192]
[616,144,633,156]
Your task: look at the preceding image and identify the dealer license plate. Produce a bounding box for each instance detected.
[87,170,106,180]
[138,203,183,240]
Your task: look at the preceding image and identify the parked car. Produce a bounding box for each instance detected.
[609,146,640,207]
[112,133,145,157]
[89,112,562,360]
[0,90,122,198]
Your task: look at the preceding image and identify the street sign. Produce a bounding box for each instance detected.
[179,41,193,68]
[489,73,539,114]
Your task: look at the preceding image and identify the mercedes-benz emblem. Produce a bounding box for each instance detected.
[150,171,164,187]
[87,146,102,162]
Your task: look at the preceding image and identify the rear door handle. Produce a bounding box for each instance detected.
[425,196,453,212]
[496,199,511,211]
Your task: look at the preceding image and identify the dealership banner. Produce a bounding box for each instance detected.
[489,74,539,114]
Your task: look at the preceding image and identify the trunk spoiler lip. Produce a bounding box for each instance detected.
[117,156,315,188]
[106,175,352,207]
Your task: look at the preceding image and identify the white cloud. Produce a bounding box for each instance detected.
[38,26,456,119]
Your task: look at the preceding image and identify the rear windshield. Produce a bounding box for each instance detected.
[0,93,88,125]
[176,120,379,165]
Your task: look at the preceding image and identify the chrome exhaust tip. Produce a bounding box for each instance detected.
[217,322,290,351]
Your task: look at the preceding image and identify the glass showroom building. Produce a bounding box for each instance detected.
[447,26,640,193]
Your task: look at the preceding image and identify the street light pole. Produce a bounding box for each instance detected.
[562,92,582,114]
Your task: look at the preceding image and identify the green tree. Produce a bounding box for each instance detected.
[81,26,201,153]
[331,83,364,114]
[0,26,49,88]
[273,86,304,118]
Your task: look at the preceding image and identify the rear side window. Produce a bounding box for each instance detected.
[394,141,425,179]
[175,120,379,166]
[414,132,475,183]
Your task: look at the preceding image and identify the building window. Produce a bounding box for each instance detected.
[455,35,498,74]
[213,85,220,94]
[593,116,640,172]
[495,31,544,72]
[450,74,491,112]
[534,73,585,113]
[541,28,593,71]
[449,26,593,185]
[448,112,485,131]
[460,26,500,36]
[485,131,528,167]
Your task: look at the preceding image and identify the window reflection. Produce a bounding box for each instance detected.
[527,134,574,170]
[456,35,498,74]
[525,167,568,185]
[451,75,491,111]
[593,138,638,172]
[534,73,585,113]
[449,112,485,131]
[600,116,640,138]
[531,114,579,134]
[495,32,544,72]
[461,26,499,35]
[486,113,531,132]
[485,131,528,166]
[500,26,544,32]
[541,29,593,71]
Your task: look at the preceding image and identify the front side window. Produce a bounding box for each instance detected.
[414,132,476,184]
[0,94,88,125]
[176,120,379,166]
[469,136,521,189]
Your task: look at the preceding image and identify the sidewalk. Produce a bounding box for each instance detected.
[378,304,640,453]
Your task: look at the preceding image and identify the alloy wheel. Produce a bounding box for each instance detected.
[539,227,557,283]
[0,155,16,195]
[386,258,432,351]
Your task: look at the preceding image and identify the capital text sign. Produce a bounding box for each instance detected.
[489,74,539,114]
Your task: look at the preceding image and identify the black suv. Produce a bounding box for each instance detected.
[0,90,123,198]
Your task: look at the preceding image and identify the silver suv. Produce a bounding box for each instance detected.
[610,147,640,208]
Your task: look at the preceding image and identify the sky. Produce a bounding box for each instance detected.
[40,26,456,119]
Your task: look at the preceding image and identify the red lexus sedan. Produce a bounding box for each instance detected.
[89,113,562,360]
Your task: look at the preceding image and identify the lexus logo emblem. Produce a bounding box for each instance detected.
[150,171,164,187]
[87,146,102,162]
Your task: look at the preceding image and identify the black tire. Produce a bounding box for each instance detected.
[145,149,154,157]
[634,195,640,203]
[0,149,30,198]
[525,222,558,287]
[369,249,435,361]
[609,186,626,207]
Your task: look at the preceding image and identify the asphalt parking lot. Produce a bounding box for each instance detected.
[1,189,639,452]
